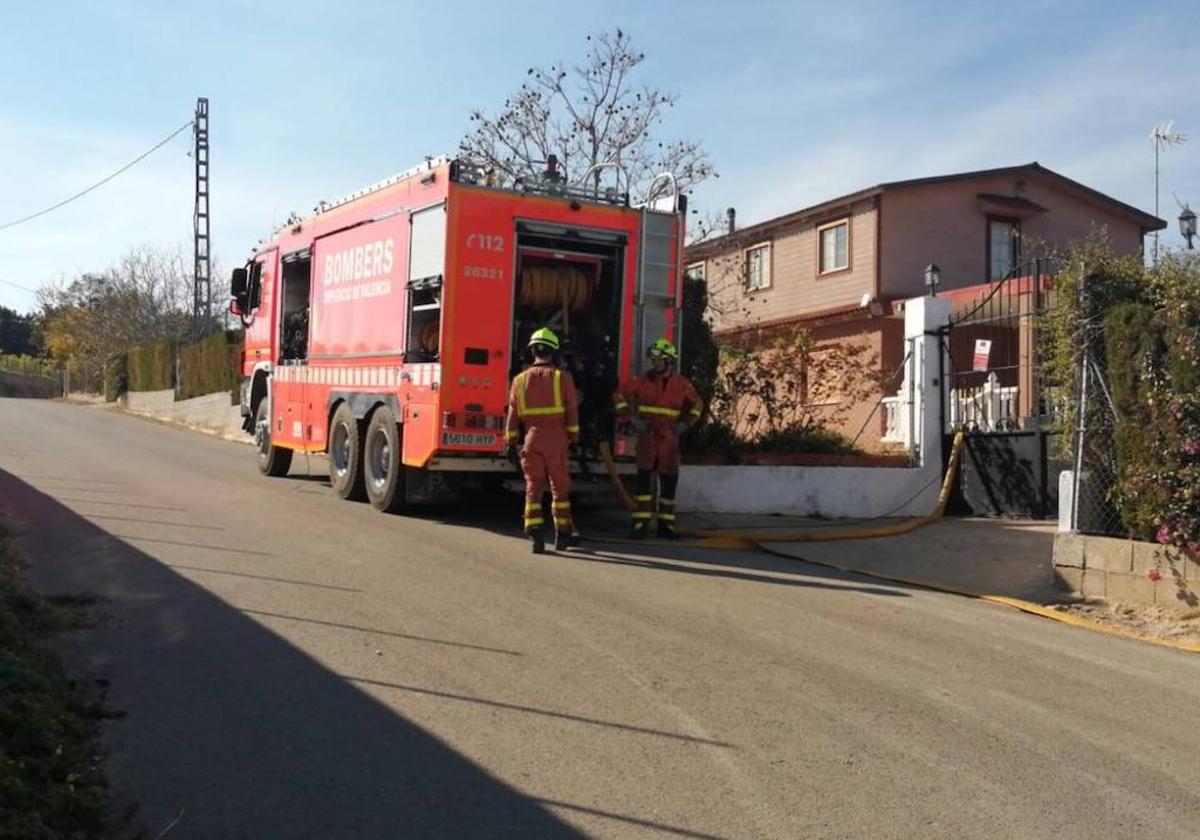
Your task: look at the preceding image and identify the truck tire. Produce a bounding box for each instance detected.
[363,405,406,513]
[329,403,366,501]
[255,399,293,477]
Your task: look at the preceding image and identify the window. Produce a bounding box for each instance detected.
[684,262,705,283]
[818,220,850,274]
[988,218,1020,280]
[745,244,771,291]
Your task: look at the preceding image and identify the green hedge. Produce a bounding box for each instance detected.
[0,353,55,379]
[126,341,174,392]
[103,354,127,402]
[178,331,242,402]
[1104,303,1168,539]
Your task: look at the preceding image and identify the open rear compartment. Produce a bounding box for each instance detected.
[511,222,627,462]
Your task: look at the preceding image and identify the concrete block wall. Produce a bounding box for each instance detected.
[120,388,244,440]
[1053,533,1200,610]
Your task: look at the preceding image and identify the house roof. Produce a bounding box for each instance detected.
[688,162,1166,259]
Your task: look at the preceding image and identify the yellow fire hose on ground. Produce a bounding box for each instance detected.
[595,433,1200,653]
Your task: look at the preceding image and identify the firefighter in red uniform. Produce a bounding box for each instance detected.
[505,328,580,554]
[613,338,703,539]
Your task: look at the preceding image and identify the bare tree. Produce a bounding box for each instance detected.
[37,245,211,389]
[459,29,715,204]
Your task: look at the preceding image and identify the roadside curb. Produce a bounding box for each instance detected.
[755,542,1200,655]
[105,403,253,447]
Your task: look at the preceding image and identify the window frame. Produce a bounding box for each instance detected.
[817,218,852,276]
[986,216,1021,281]
[744,242,772,292]
[684,261,706,283]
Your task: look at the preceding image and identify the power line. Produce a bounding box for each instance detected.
[0,120,194,233]
[0,277,39,294]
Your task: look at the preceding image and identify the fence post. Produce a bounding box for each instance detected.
[902,296,952,468]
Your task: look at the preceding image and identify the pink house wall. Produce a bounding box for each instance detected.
[879,172,1148,299]
[703,197,878,333]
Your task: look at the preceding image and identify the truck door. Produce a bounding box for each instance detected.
[274,247,313,449]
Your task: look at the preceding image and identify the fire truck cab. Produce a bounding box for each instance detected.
[229,156,684,512]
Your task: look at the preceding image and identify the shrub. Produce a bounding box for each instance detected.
[754,423,858,455]
[1104,303,1169,538]
[178,330,242,402]
[683,421,741,463]
[103,354,127,402]
[126,341,174,391]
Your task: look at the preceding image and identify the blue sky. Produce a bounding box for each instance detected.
[1,0,1197,312]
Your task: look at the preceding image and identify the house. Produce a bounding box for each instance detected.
[686,162,1166,448]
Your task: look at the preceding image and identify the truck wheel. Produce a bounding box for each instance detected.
[364,406,406,513]
[329,403,366,501]
[255,399,293,477]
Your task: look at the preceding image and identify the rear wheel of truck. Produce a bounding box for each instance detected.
[255,399,293,477]
[329,403,366,501]
[364,405,406,513]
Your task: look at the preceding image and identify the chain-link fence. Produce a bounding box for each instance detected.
[1067,331,1128,537]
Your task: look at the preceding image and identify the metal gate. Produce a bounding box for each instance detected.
[942,259,1063,517]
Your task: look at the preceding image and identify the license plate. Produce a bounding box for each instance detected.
[441,431,497,447]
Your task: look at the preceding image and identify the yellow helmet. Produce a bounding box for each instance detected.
[528,327,560,351]
[648,338,677,361]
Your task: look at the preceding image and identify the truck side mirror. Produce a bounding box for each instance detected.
[230,267,251,313]
[230,267,248,298]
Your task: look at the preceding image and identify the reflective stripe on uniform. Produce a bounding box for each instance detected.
[632,512,652,519]
[634,494,654,502]
[566,425,579,434]
[524,516,544,526]
[638,405,681,418]
[553,501,571,510]
[658,512,676,521]
[516,368,566,418]
[689,406,702,417]
[525,502,542,512]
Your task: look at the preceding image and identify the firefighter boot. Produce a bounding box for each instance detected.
[528,527,546,554]
[555,530,572,551]
[657,520,680,540]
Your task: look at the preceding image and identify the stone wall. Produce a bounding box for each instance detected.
[1054,533,1200,611]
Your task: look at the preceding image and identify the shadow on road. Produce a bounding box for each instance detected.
[0,467,590,839]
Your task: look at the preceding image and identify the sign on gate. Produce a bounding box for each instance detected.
[972,339,993,372]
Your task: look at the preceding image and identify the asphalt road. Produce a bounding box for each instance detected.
[2,399,1199,839]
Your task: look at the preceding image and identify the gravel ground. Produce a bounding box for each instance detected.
[1051,599,1200,647]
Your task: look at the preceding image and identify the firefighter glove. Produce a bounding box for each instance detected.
[504,443,521,466]
[630,417,648,433]
[672,421,689,436]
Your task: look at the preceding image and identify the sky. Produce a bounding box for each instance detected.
[1,0,1197,313]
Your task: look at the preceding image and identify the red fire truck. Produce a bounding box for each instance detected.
[229,156,685,512]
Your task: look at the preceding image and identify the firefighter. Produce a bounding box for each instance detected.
[613,338,703,539]
[504,328,581,554]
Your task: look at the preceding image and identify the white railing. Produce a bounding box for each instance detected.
[881,372,1020,443]
[881,396,905,443]
[949,373,1019,432]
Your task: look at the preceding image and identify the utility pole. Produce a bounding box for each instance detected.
[193,97,211,337]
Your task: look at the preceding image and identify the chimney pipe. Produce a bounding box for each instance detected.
[726,207,736,234]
